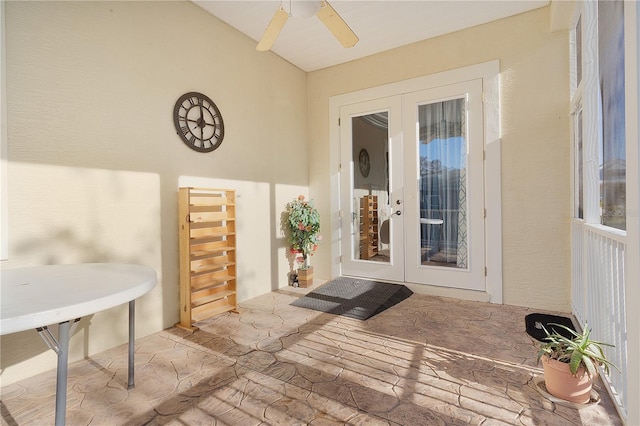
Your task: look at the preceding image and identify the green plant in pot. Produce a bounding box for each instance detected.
[286,195,321,286]
[537,322,617,404]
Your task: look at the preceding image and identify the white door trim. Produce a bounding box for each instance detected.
[329,60,502,303]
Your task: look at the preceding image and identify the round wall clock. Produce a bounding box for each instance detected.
[173,92,224,153]
[358,149,370,177]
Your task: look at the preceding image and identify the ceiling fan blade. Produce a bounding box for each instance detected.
[256,6,289,51]
[316,1,359,48]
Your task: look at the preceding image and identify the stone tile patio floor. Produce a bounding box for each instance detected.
[1,282,623,425]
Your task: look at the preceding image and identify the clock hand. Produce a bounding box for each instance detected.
[186,119,215,128]
[199,100,205,141]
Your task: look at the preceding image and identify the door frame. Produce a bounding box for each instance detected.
[329,60,503,303]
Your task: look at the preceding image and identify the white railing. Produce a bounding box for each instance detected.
[572,220,627,418]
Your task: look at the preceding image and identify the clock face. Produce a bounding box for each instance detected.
[173,92,224,153]
[359,149,370,177]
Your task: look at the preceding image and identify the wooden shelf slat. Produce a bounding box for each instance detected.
[190,233,235,242]
[190,261,235,275]
[192,303,236,323]
[191,275,235,291]
[191,246,236,259]
[191,290,236,308]
[189,214,233,223]
[190,221,235,230]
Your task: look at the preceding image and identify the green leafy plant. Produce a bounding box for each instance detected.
[286,195,321,269]
[537,322,617,377]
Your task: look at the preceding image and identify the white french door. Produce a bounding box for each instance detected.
[339,96,404,282]
[340,79,485,292]
[403,80,485,290]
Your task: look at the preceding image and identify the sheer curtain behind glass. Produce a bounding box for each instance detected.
[598,0,626,230]
[418,98,467,267]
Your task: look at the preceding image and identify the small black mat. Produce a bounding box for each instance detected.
[525,313,576,342]
[291,277,413,320]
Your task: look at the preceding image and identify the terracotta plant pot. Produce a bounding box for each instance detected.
[541,355,594,404]
[297,267,314,288]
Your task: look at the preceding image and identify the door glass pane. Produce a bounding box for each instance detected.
[352,113,390,263]
[576,16,582,86]
[598,0,626,230]
[575,108,583,219]
[418,99,467,268]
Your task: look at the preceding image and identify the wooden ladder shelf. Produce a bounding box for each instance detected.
[359,195,379,259]
[175,187,238,332]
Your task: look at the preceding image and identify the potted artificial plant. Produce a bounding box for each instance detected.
[537,323,617,404]
[286,195,321,288]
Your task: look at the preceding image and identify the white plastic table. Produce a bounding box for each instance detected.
[0,263,157,426]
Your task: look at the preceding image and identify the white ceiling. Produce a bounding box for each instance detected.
[193,0,550,72]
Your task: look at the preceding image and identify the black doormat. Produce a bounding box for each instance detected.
[291,277,413,320]
[525,313,576,342]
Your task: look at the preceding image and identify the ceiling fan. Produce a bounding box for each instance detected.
[256,0,359,51]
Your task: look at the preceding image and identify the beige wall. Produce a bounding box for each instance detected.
[1,1,307,385]
[307,7,571,310]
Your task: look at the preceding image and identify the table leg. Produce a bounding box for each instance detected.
[36,319,80,426]
[55,320,71,426]
[127,300,135,389]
